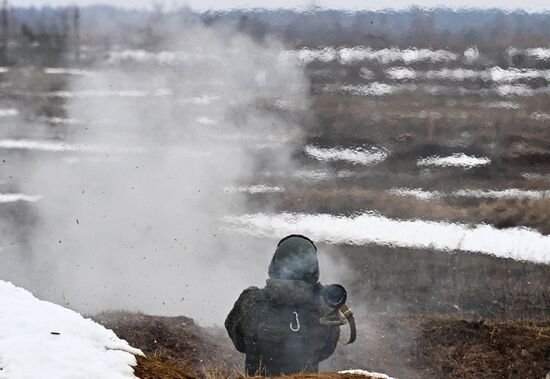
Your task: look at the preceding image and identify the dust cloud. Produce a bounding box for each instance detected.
[6,21,318,325]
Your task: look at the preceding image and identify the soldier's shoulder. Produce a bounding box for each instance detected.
[239,286,262,300]
[231,287,262,321]
[243,285,260,293]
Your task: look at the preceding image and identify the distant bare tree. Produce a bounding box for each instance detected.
[0,0,8,65]
[73,6,80,63]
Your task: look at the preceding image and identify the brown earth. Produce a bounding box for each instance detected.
[95,312,550,379]
[134,355,197,379]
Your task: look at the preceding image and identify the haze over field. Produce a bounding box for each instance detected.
[0,21,318,324]
[0,0,549,329]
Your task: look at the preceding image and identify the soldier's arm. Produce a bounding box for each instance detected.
[224,287,258,353]
[319,323,340,361]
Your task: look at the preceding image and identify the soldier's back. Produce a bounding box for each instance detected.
[242,279,339,376]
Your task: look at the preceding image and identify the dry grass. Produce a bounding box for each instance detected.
[276,187,467,221]
[413,317,550,379]
[476,197,550,234]
[275,187,550,235]
[329,315,550,379]
[134,355,197,379]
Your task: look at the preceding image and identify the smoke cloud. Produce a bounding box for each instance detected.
[2,21,318,325]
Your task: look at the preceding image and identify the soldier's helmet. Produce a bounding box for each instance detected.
[268,235,319,284]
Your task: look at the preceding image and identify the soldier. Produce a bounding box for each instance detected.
[225,235,352,376]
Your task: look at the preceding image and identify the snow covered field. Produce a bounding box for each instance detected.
[0,280,142,379]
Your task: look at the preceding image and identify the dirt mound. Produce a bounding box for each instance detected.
[96,312,550,379]
[94,312,241,376]
[414,318,550,378]
[331,316,550,379]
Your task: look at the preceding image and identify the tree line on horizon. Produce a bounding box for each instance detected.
[1,2,550,66]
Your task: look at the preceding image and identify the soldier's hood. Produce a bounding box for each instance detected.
[264,278,320,306]
[268,235,319,284]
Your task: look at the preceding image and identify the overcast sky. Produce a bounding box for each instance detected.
[13,0,550,12]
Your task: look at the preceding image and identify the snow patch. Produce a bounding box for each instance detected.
[195,116,218,125]
[304,145,388,165]
[453,189,550,199]
[42,117,83,125]
[179,95,220,105]
[509,47,550,61]
[525,48,550,60]
[417,153,491,169]
[290,169,331,181]
[386,67,550,82]
[0,139,144,153]
[333,83,403,96]
[339,369,396,379]
[463,46,480,64]
[282,47,457,65]
[387,188,442,200]
[106,49,216,66]
[280,47,337,64]
[225,185,285,194]
[388,187,550,200]
[224,212,550,264]
[44,89,173,98]
[386,67,416,80]
[44,68,94,76]
[0,193,42,203]
[338,47,457,64]
[426,68,479,81]
[480,101,520,110]
[496,84,534,97]
[489,67,550,82]
[530,112,550,121]
[327,83,544,98]
[0,108,18,117]
[0,280,142,379]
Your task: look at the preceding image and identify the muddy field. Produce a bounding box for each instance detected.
[1,62,549,319]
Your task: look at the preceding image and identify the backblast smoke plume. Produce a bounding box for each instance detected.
[2,21,311,324]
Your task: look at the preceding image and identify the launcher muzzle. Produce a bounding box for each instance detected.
[319,284,356,345]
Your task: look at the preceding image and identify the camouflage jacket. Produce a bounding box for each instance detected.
[225,278,340,376]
